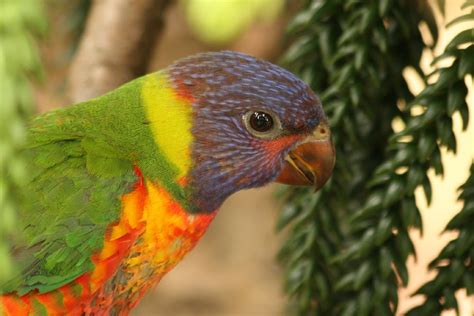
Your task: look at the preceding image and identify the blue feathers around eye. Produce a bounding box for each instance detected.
[169,51,324,130]
[168,51,326,213]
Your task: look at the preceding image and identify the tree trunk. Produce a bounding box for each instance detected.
[69,0,170,103]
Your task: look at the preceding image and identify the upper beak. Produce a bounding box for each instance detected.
[276,122,335,190]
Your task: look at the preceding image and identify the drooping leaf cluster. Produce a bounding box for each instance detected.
[341,4,473,314]
[278,0,473,315]
[0,0,46,283]
[407,163,474,315]
[404,3,474,314]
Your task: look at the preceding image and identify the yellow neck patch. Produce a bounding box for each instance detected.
[142,73,193,179]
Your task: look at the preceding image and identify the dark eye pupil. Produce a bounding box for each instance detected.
[250,111,274,132]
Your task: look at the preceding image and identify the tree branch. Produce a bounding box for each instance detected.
[68,0,170,102]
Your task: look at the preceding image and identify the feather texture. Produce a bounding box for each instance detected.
[1,71,208,313]
[1,51,327,314]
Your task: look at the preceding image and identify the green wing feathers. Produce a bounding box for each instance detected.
[0,84,146,295]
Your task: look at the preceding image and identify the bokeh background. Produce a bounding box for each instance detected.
[2,0,473,315]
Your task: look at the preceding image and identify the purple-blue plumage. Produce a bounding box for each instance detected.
[168,51,326,213]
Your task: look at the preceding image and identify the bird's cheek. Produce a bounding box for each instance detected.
[260,135,304,160]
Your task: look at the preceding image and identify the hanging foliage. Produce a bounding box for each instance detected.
[407,163,474,315]
[278,0,473,315]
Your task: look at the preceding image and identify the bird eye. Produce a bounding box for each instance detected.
[249,111,273,132]
[243,110,282,138]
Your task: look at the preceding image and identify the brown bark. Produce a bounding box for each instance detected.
[68,0,171,103]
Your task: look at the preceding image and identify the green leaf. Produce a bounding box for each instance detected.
[433,66,459,91]
[383,177,405,207]
[335,272,357,291]
[463,272,474,294]
[445,209,471,230]
[276,204,301,231]
[458,46,474,77]
[341,301,358,316]
[354,261,372,290]
[350,192,384,222]
[453,230,473,256]
[442,288,458,310]
[461,0,474,9]
[430,51,455,66]
[431,147,444,175]
[406,165,425,193]
[448,259,465,285]
[353,228,376,259]
[286,10,314,34]
[417,132,437,161]
[445,29,474,53]
[332,64,354,90]
[356,289,372,316]
[406,301,439,316]
[338,27,360,46]
[378,0,392,16]
[458,99,470,130]
[447,82,467,115]
[446,10,474,28]
[422,173,433,205]
[392,251,409,286]
[395,229,415,262]
[401,197,422,231]
[436,0,445,16]
[374,216,393,245]
[378,247,393,279]
[372,26,388,52]
[354,46,367,71]
[430,242,456,266]
[314,272,329,301]
[318,26,336,71]
[282,36,315,65]
[437,118,457,153]
[358,8,375,33]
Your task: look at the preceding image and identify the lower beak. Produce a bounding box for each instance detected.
[276,125,335,190]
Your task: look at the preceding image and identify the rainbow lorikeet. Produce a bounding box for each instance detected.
[0,51,335,315]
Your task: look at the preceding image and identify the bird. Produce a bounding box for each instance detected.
[0,51,335,315]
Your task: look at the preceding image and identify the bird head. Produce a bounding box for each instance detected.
[144,51,335,213]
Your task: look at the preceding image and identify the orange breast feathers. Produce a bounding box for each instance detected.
[113,176,217,296]
[1,174,216,316]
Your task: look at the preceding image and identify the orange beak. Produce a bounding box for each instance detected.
[276,122,335,190]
